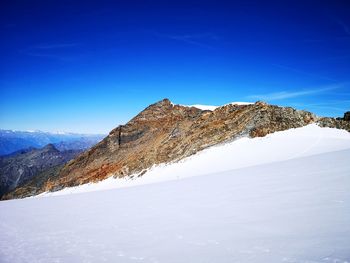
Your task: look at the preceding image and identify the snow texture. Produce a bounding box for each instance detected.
[0,124,350,263]
[40,124,350,196]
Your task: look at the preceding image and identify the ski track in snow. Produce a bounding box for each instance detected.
[0,124,350,263]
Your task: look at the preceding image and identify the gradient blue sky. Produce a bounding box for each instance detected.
[1,0,350,134]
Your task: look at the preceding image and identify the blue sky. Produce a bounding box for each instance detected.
[0,0,349,134]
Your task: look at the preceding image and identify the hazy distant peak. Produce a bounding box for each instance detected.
[42,143,59,152]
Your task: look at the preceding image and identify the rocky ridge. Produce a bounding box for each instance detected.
[318,111,350,131]
[0,144,80,198]
[3,99,349,200]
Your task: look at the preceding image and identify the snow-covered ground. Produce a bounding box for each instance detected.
[39,124,350,196]
[1,124,350,263]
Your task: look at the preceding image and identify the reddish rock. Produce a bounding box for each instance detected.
[4,99,349,200]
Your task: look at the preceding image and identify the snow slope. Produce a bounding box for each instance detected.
[1,125,350,263]
[41,124,350,196]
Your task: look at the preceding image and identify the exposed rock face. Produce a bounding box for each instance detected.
[3,99,349,200]
[0,144,80,198]
[3,99,316,199]
[317,117,350,132]
[316,109,350,131]
[3,165,64,199]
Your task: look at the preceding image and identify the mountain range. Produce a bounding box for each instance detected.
[1,99,350,263]
[2,99,349,200]
[0,131,104,198]
[1,102,350,263]
[0,144,81,198]
[0,130,105,156]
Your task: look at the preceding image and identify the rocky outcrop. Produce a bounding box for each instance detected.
[3,99,318,199]
[317,114,350,132]
[0,144,80,198]
[3,99,349,200]
[3,165,64,200]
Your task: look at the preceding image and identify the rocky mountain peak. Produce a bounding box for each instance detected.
[145,98,173,111]
[3,100,350,200]
[154,98,172,107]
[254,101,268,106]
[42,143,59,152]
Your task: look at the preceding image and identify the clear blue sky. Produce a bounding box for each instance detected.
[1,0,349,134]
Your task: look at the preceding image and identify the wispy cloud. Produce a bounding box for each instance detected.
[22,52,74,61]
[309,99,350,106]
[33,43,80,49]
[304,54,350,63]
[290,100,350,113]
[272,64,337,82]
[248,84,344,101]
[152,32,218,49]
[336,20,350,35]
[20,43,80,61]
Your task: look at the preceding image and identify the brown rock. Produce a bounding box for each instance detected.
[5,99,349,200]
[317,117,350,132]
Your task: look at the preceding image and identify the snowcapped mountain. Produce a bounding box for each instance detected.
[3,99,350,200]
[1,123,350,263]
[0,129,105,156]
[37,123,350,196]
[0,99,349,263]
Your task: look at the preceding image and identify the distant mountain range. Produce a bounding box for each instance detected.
[3,99,349,200]
[0,144,82,198]
[0,130,105,156]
